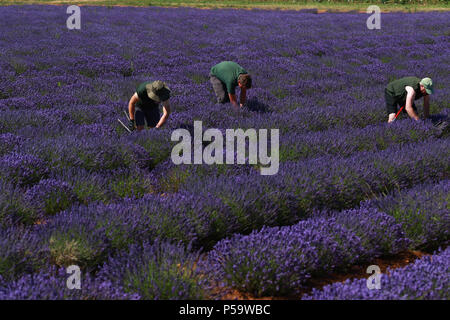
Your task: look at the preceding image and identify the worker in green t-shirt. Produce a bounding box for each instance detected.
[385,77,434,123]
[209,61,252,108]
[126,80,171,131]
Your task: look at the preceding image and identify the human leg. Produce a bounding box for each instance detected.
[209,74,229,104]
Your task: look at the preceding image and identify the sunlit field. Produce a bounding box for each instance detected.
[0,5,448,299]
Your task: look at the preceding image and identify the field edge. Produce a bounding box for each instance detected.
[1,1,450,13]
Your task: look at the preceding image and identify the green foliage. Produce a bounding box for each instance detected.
[123,254,205,299]
[49,233,106,269]
[153,167,192,193]
[10,60,28,75]
[109,174,151,199]
[0,193,37,227]
[189,73,208,84]
[73,180,110,204]
[271,87,288,99]
[79,69,97,79]
[41,193,76,216]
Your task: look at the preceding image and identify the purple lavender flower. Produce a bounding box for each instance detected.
[317,207,411,258]
[302,247,450,300]
[199,218,365,297]
[24,179,78,216]
[0,133,27,156]
[0,267,140,300]
[0,226,49,281]
[97,240,207,300]
[0,152,48,186]
[0,182,37,227]
[362,180,450,248]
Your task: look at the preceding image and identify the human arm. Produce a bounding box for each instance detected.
[423,94,430,119]
[404,86,420,121]
[125,93,140,131]
[228,93,239,108]
[239,87,247,107]
[155,100,171,128]
[128,93,139,120]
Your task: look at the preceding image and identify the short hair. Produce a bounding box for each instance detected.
[238,74,252,89]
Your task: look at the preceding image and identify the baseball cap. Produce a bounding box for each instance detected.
[420,78,434,95]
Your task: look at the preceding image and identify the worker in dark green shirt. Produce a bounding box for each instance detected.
[127,80,171,131]
[385,77,434,123]
[209,61,252,108]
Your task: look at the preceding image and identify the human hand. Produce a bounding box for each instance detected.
[128,119,136,132]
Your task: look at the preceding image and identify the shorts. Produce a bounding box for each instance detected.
[135,106,160,128]
[209,73,230,104]
[385,88,417,115]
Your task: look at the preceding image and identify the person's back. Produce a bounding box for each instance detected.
[386,77,423,103]
[209,61,252,107]
[210,61,247,95]
[126,80,171,131]
[384,76,433,123]
[135,81,161,110]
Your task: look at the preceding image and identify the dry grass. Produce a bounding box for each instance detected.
[2,0,449,12]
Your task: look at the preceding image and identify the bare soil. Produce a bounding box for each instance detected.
[217,250,429,300]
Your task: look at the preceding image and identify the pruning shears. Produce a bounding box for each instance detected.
[117,110,132,133]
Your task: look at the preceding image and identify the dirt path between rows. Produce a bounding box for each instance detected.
[216,249,431,300]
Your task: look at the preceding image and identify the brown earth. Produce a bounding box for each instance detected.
[7,1,449,13]
[217,249,429,300]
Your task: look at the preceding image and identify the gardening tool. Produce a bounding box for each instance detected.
[123,110,131,122]
[117,118,132,133]
[118,109,133,133]
[433,119,448,137]
[392,105,405,122]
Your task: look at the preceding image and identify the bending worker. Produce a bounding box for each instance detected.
[127,80,171,131]
[209,61,252,108]
[385,77,434,123]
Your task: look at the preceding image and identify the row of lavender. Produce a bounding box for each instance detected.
[199,179,449,297]
[1,7,448,113]
[1,137,448,250]
[0,119,447,228]
[3,246,449,300]
[302,246,450,300]
[0,109,446,170]
[0,179,447,299]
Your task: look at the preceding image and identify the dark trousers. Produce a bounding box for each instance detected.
[135,106,160,128]
[209,73,230,104]
[385,89,417,115]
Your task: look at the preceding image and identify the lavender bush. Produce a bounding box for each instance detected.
[199,207,412,297]
[362,180,450,248]
[24,179,79,216]
[279,119,442,161]
[0,183,35,227]
[0,133,27,156]
[0,227,49,281]
[302,247,450,300]
[0,152,48,187]
[96,240,207,300]
[0,267,139,300]
[172,138,449,218]
[316,207,411,258]
[203,219,361,296]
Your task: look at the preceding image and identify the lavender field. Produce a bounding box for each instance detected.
[0,5,449,300]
